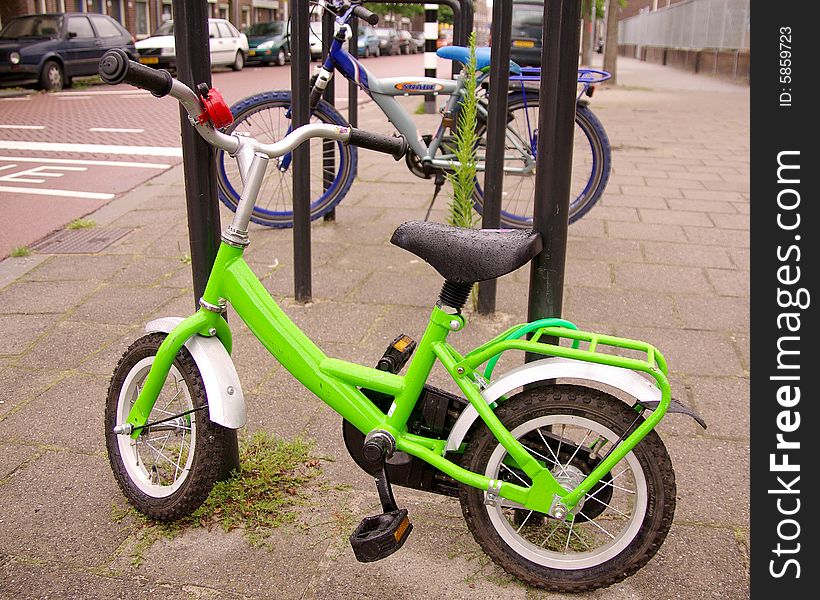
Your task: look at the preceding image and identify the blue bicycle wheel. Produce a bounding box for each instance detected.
[473,92,611,227]
[216,91,357,228]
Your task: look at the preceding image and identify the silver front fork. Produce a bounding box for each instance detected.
[222,151,269,248]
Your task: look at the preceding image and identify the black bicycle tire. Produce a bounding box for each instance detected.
[105,333,227,521]
[459,384,675,592]
[471,92,611,227]
[216,91,357,228]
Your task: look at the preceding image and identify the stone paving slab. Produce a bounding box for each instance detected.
[0,58,749,598]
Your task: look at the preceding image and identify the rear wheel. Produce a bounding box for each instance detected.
[39,60,64,91]
[472,90,611,227]
[232,51,245,71]
[105,333,227,521]
[216,91,357,228]
[459,385,675,592]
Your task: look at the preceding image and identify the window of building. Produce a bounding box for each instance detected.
[135,0,150,36]
[161,1,173,24]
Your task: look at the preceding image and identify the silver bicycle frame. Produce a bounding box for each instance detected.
[357,67,536,177]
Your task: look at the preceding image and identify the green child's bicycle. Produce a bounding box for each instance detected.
[99,50,705,593]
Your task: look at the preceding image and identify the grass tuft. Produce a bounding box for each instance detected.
[67,218,96,229]
[10,246,31,257]
[112,432,324,563]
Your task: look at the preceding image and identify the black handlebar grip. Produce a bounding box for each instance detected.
[352,4,379,25]
[98,49,173,98]
[348,129,408,160]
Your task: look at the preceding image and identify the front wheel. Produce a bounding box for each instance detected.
[473,91,611,228]
[459,385,675,593]
[105,333,227,521]
[39,60,64,91]
[216,91,357,228]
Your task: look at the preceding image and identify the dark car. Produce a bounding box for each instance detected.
[397,29,416,54]
[374,27,400,56]
[245,21,289,66]
[510,0,543,67]
[0,12,136,91]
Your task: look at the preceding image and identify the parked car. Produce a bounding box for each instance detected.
[411,31,426,53]
[357,23,380,58]
[308,21,325,60]
[397,30,416,54]
[510,0,544,67]
[436,29,453,48]
[245,20,289,66]
[0,12,136,91]
[135,18,248,71]
[374,28,400,56]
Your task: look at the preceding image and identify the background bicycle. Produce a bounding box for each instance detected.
[215,0,611,229]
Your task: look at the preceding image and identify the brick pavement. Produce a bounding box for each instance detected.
[0,58,749,599]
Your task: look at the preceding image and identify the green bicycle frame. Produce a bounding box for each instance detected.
[123,239,671,516]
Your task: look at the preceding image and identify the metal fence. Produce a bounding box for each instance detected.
[619,0,750,50]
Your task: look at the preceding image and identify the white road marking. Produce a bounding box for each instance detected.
[0,156,170,169]
[0,185,114,200]
[0,140,182,157]
[0,125,45,130]
[0,97,31,102]
[0,165,85,184]
[88,127,145,133]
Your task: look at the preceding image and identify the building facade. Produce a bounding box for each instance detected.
[1,0,291,38]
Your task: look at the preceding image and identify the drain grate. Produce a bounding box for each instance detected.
[31,227,132,254]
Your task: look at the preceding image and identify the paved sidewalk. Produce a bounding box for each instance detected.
[0,58,749,599]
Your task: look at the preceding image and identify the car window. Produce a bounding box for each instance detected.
[216,22,233,38]
[512,3,544,36]
[208,22,219,38]
[246,22,284,36]
[0,15,62,39]
[225,22,240,37]
[67,16,95,39]
[154,21,174,36]
[91,16,122,38]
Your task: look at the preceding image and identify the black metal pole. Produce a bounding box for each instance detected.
[477,0,513,315]
[526,0,583,350]
[292,0,312,302]
[322,7,337,223]
[172,0,239,476]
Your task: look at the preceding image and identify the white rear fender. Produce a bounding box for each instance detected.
[146,317,246,429]
[444,357,661,453]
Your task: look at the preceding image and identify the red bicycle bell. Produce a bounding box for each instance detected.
[196,85,233,129]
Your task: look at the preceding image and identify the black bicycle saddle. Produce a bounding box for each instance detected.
[390,221,543,284]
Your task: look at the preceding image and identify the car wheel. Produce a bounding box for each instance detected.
[275,48,286,66]
[39,60,64,92]
[231,51,245,71]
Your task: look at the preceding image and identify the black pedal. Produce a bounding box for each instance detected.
[349,509,413,563]
[376,334,416,374]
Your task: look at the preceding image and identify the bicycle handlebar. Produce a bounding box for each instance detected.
[349,129,407,160]
[99,48,173,97]
[96,50,407,162]
[351,4,379,25]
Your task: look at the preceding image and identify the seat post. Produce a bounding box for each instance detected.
[439,280,473,311]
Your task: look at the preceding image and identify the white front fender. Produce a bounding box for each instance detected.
[146,317,246,429]
[444,357,660,452]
